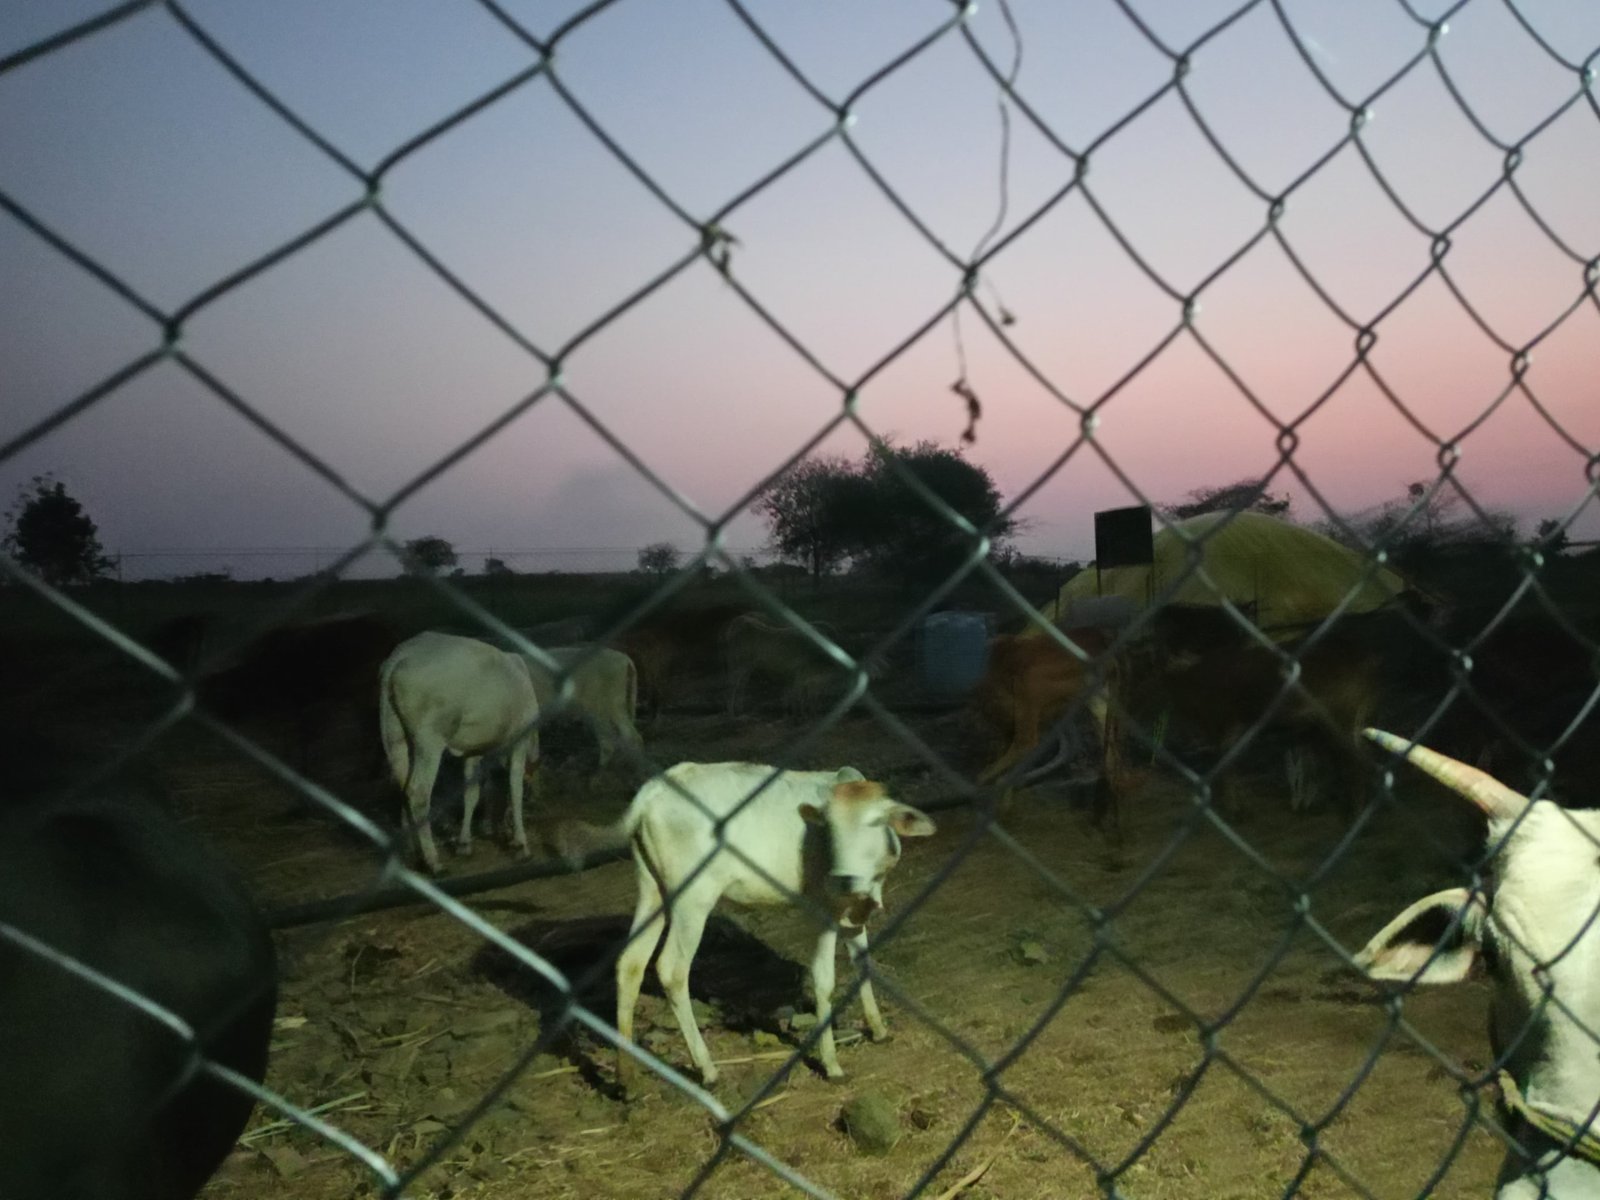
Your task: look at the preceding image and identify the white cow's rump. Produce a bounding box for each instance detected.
[515,643,642,771]
[378,632,541,873]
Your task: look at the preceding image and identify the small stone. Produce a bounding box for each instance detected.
[842,1092,901,1155]
[750,1029,783,1048]
[427,1088,474,1122]
[789,1011,819,1031]
[259,1145,308,1180]
[1015,939,1050,966]
[690,999,717,1023]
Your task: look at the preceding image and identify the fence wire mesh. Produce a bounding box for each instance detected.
[3,1,1600,1197]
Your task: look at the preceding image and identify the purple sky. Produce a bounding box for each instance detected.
[2,1,1598,578]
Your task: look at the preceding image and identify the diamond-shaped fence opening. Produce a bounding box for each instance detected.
[2,1,1599,1198]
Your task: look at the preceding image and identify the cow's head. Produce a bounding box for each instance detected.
[1355,729,1600,1197]
[800,769,936,925]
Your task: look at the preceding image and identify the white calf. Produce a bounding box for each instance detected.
[518,644,642,770]
[378,632,540,874]
[608,762,935,1088]
[1355,729,1600,1199]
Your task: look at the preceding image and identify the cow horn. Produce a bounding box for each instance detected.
[1363,728,1530,821]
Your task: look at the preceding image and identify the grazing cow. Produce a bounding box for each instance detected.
[1122,610,1384,814]
[593,763,935,1089]
[0,751,277,1200]
[378,632,541,874]
[518,644,642,771]
[1355,730,1600,1199]
[971,629,1124,820]
[722,613,886,716]
[615,604,752,717]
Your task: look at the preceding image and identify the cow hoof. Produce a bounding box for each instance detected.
[455,844,474,859]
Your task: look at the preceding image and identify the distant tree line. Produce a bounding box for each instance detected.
[1,468,1581,591]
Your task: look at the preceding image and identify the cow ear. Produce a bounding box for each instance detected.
[889,805,936,838]
[1353,888,1486,984]
[835,766,865,783]
[799,803,827,826]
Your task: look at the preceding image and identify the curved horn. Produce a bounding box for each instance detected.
[1363,728,1529,821]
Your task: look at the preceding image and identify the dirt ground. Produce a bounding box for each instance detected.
[142,691,1515,1200]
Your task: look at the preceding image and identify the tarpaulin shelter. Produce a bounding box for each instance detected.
[1041,511,1411,637]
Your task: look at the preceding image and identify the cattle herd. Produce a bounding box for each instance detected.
[2,591,1597,1199]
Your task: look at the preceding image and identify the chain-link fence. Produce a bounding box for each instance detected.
[3,1,1599,1197]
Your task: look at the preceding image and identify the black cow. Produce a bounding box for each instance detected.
[0,747,278,1199]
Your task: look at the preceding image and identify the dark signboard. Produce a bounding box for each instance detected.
[1094,504,1154,569]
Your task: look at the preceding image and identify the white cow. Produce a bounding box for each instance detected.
[599,762,935,1089]
[378,632,540,874]
[1355,729,1600,1199]
[516,643,642,771]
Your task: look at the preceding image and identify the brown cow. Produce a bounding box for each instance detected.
[1122,614,1384,815]
[971,627,1125,826]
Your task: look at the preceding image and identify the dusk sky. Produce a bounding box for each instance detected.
[3,1,1597,579]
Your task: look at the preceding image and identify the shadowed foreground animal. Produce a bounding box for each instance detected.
[0,756,277,1200]
[1355,729,1600,1199]
[568,762,935,1090]
[379,631,541,873]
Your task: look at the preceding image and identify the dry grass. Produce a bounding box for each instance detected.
[168,706,1509,1200]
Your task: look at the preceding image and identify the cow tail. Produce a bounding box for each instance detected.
[377,658,410,791]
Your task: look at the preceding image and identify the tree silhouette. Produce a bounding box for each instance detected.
[1163,477,1292,521]
[753,441,1018,584]
[402,536,458,575]
[856,440,1019,582]
[2,474,113,585]
[750,454,872,584]
[637,542,680,574]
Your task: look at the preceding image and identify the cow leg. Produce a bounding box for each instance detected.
[505,739,532,859]
[457,755,482,858]
[847,927,889,1043]
[1088,696,1125,841]
[810,928,847,1079]
[403,742,444,874]
[615,857,667,1096]
[978,702,1039,785]
[655,892,718,1085]
[1285,745,1311,812]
